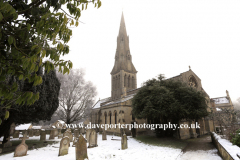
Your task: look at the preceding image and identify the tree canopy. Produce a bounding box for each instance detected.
[0,0,101,123]
[132,75,209,126]
[0,68,60,142]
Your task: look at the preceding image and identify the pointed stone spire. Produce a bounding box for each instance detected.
[119,12,127,37]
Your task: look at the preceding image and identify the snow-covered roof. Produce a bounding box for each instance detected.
[212,97,229,104]
[92,97,111,109]
[102,94,135,107]
[15,123,32,130]
[32,126,42,129]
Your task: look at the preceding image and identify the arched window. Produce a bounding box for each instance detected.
[188,75,198,88]
[132,76,135,88]
[128,75,130,87]
[124,74,127,87]
[109,111,112,124]
[104,112,107,124]
[114,111,117,124]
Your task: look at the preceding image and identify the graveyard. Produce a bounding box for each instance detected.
[0,127,223,160]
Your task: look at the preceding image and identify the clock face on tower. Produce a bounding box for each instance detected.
[188,75,197,88]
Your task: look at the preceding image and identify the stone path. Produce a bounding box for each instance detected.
[177,135,223,160]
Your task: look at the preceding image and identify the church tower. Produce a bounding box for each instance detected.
[111,13,137,100]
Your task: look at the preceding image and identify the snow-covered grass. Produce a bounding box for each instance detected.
[177,149,222,160]
[0,134,223,160]
[213,132,240,160]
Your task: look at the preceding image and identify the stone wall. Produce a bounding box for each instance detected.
[210,132,234,160]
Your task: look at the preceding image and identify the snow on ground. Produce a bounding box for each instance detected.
[0,134,222,160]
[177,149,222,160]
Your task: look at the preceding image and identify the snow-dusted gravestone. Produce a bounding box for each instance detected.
[13,130,20,138]
[85,129,91,142]
[88,130,98,148]
[58,137,70,156]
[4,136,12,148]
[40,130,46,141]
[76,134,88,160]
[102,129,107,140]
[63,130,73,142]
[14,133,29,157]
[121,134,128,150]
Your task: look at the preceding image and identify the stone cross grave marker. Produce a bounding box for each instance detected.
[58,137,70,156]
[121,134,128,150]
[102,129,107,140]
[40,129,46,141]
[4,136,12,148]
[14,132,29,157]
[88,129,98,148]
[76,134,88,160]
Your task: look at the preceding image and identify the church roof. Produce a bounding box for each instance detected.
[92,97,112,109]
[102,94,135,107]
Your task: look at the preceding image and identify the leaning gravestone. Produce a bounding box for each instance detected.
[4,136,12,148]
[49,129,55,140]
[14,133,29,157]
[88,130,98,148]
[121,134,128,150]
[58,137,70,156]
[13,130,20,138]
[85,129,91,142]
[102,129,107,140]
[63,130,73,142]
[40,129,46,141]
[76,135,88,160]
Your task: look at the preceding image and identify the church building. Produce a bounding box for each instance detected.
[90,13,232,139]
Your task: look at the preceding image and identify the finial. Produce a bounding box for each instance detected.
[189,65,191,70]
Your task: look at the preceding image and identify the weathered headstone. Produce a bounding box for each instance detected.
[74,129,80,138]
[35,129,40,136]
[76,135,88,160]
[54,129,59,137]
[58,137,70,156]
[102,129,107,140]
[121,134,128,150]
[28,129,33,137]
[63,131,73,142]
[49,129,55,140]
[10,123,16,135]
[14,133,29,157]
[88,130,98,148]
[58,129,62,139]
[0,141,2,153]
[40,130,46,141]
[85,129,90,142]
[13,130,20,138]
[3,136,12,148]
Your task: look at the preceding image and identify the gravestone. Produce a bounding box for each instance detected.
[13,130,20,138]
[85,129,90,142]
[10,123,16,135]
[88,130,98,148]
[0,142,2,153]
[72,137,77,147]
[14,133,29,157]
[35,129,40,136]
[58,129,62,139]
[58,137,70,156]
[63,131,73,142]
[28,129,33,137]
[40,130,46,141]
[102,129,107,140]
[4,136,12,148]
[76,135,88,160]
[54,129,58,137]
[49,129,55,140]
[131,127,136,138]
[121,134,128,150]
[74,129,80,138]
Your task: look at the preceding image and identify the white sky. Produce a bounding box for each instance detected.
[62,0,240,103]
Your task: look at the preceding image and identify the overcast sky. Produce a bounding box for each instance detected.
[62,0,240,103]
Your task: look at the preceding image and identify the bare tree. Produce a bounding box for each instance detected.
[56,69,97,124]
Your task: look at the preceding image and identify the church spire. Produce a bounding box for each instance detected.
[111,13,137,100]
